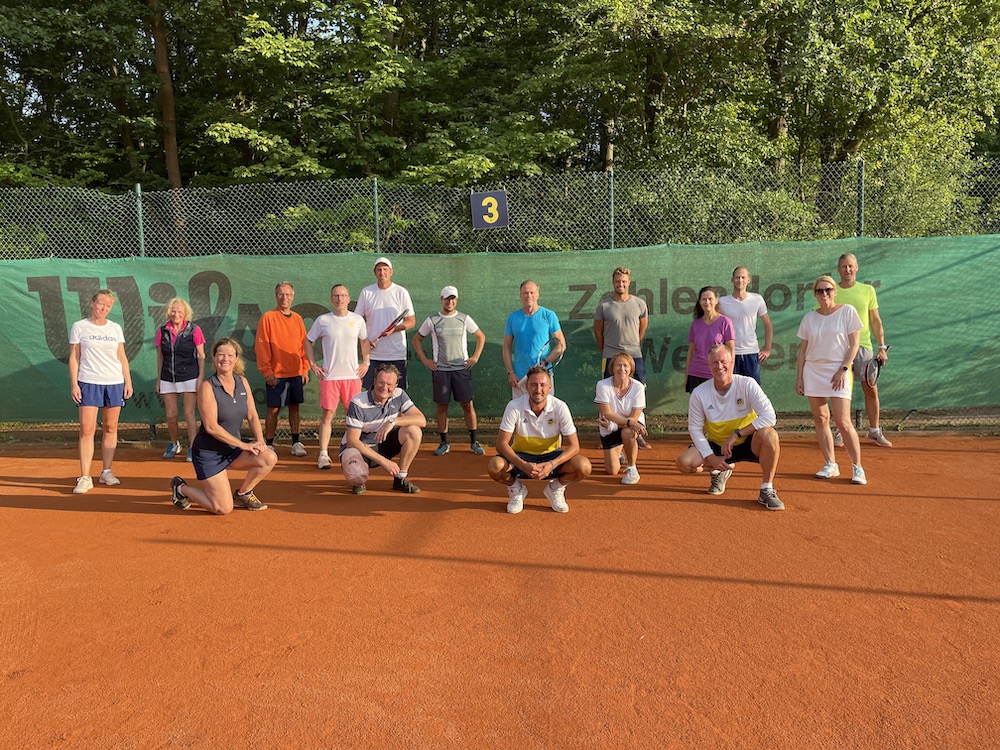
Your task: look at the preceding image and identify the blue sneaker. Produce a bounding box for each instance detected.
[186,447,193,462]
[162,442,180,459]
[433,443,451,456]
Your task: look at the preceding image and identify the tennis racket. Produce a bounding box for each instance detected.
[863,346,890,387]
[534,336,565,371]
[370,312,407,349]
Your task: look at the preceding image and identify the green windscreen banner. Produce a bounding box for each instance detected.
[1,236,998,423]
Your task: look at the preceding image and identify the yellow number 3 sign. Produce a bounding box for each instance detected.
[471,190,509,229]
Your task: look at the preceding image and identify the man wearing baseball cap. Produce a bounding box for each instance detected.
[354,257,415,390]
[413,286,487,456]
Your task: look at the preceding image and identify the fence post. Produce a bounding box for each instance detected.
[134,183,146,257]
[373,177,381,254]
[855,160,865,238]
[608,170,615,251]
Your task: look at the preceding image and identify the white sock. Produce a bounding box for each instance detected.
[761,482,773,490]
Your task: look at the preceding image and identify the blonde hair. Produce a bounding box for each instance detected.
[91,289,115,302]
[814,274,838,294]
[162,297,193,323]
[212,338,245,375]
[612,267,631,279]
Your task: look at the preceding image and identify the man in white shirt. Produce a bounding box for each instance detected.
[718,266,773,385]
[305,284,370,470]
[676,345,784,510]
[354,257,415,390]
[488,366,591,514]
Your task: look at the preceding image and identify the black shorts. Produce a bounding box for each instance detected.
[339,427,403,467]
[685,374,710,394]
[266,376,304,407]
[510,450,565,480]
[708,438,759,464]
[600,432,625,450]
[432,369,474,405]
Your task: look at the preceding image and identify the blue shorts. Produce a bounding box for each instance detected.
[510,450,565,480]
[266,376,304,407]
[733,354,761,384]
[77,382,125,408]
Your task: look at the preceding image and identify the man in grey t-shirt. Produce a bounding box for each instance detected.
[413,285,487,456]
[594,266,650,449]
[594,266,649,382]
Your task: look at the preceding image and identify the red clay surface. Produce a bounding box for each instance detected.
[2,435,998,749]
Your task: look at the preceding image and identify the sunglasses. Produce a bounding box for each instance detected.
[814,287,835,295]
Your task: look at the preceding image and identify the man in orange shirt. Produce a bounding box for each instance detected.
[255,281,310,456]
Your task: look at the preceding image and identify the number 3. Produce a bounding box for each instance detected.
[481,197,499,224]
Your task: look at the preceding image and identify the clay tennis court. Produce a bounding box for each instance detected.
[2,434,998,749]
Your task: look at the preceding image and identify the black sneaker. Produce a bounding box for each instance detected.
[352,484,367,494]
[170,476,190,510]
[392,476,421,494]
[233,489,267,510]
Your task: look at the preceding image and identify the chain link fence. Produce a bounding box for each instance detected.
[3,159,1000,259]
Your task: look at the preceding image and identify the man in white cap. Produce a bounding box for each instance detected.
[413,285,487,456]
[354,257,415,390]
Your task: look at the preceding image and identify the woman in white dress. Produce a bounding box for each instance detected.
[795,275,867,485]
[594,353,647,484]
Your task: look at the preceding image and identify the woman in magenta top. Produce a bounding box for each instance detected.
[155,297,206,461]
[684,286,735,393]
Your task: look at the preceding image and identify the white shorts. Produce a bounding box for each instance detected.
[160,378,198,394]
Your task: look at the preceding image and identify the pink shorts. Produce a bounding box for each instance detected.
[320,378,361,412]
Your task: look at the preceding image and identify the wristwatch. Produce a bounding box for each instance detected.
[841,365,849,371]
[734,428,743,438]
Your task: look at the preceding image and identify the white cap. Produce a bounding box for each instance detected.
[440,285,459,299]
[374,256,393,270]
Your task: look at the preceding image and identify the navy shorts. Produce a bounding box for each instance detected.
[432,369,474,404]
[708,438,759,464]
[510,450,565,480]
[266,376,304,407]
[733,354,761,384]
[339,427,403,467]
[603,356,646,384]
[363,360,408,391]
[77,382,125,408]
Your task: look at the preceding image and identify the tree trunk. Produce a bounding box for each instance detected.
[148,0,181,188]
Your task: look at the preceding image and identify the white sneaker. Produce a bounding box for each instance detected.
[852,465,868,485]
[506,482,527,514]
[99,469,120,486]
[868,428,893,447]
[317,453,332,470]
[621,466,640,485]
[73,476,93,494]
[815,461,840,479]
[544,481,569,513]
[290,441,307,457]
[832,429,844,448]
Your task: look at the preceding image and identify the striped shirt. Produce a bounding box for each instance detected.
[499,394,577,455]
[342,387,415,448]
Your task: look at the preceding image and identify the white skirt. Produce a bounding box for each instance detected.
[803,361,852,399]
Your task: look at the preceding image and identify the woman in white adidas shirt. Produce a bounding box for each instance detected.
[68,289,133,494]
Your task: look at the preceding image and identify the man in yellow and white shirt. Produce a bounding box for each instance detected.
[676,345,784,511]
[488,365,592,515]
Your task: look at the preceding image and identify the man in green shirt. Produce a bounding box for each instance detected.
[835,253,892,447]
